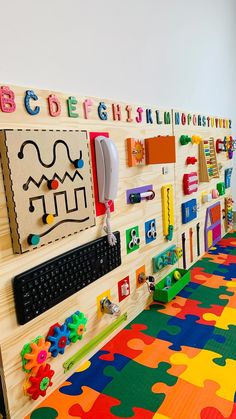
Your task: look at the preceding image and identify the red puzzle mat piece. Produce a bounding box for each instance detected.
[216,237,236,248]
[68,392,154,419]
[201,402,236,419]
[99,324,156,361]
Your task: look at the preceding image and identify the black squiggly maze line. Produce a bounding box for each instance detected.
[23,171,83,191]
[18,139,82,168]
[39,218,90,238]
[28,188,88,215]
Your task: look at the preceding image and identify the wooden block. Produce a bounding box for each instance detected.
[0,130,96,253]
[126,138,145,166]
[145,135,176,164]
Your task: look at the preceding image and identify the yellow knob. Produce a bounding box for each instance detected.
[43,213,54,225]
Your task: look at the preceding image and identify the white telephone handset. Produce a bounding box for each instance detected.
[95,136,119,245]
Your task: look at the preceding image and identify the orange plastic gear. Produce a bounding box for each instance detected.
[24,337,50,375]
[133,140,145,163]
[27,363,54,400]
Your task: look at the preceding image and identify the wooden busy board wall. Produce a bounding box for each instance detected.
[0,85,232,419]
[173,109,233,269]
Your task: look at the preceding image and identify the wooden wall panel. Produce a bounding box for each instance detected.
[173,109,232,269]
[0,85,180,419]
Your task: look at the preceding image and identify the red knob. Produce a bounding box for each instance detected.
[48,179,59,190]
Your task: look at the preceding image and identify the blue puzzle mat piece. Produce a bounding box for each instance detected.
[59,350,130,395]
[208,245,236,256]
[157,314,225,351]
[213,263,236,281]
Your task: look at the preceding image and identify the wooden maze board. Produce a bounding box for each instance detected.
[0,85,232,419]
[0,130,95,253]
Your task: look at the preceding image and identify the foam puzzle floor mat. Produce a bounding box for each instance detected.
[26,231,236,419]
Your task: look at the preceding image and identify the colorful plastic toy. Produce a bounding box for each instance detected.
[173,270,181,280]
[46,323,70,357]
[225,167,233,188]
[21,336,50,374]
[26,363,54,400]
[65,311,88,343]
[183,172,198,195]
[191,135,202,145]
[216,182,225,196]
[161,184,174,241]
[186,156,197,165]
[153,268,190,303]
[152,245,178,273]
[180,135,192,145]
[182,199,197,224]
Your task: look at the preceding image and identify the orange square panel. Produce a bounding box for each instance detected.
[145,136,176,164]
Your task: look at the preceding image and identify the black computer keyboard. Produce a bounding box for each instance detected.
[13,232,121,325]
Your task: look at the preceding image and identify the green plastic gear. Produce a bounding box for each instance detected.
[67,312,87,343]
[21,336,44,373]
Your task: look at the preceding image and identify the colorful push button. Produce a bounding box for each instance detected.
[74,158,84,169]
[28,234,40,246]
[48,179,59,190]
[42,213,55,225]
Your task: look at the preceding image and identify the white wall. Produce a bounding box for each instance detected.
[0,0,236,199]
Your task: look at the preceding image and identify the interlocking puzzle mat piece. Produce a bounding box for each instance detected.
[201,400,236,419]
[25,385,100,419]
[191,267,231,288]
[205,325,236,366]
[28,407,58,419]
[156,378,233,419]
[100,324,155,361]
[103,360,177,416]
[193,257,229,276]
[204,252,236,266]
[60,351,130,395]
[68,392,154,418]
[157,314,224,351]
[125,308,180,339]
[203,307,236,330]
[170,349,236,402]
[149,300,185,318]
[166,297,224,326]
[212,263,236,281]
[0,130,96,253]
[127,338,201,369]
[178,282,233,308]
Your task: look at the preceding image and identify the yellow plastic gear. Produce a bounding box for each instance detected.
[133,140,145,163]
[24,337,50,375]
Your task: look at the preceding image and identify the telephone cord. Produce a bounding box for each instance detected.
[104,201,117,246]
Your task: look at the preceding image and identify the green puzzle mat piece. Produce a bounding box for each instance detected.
[182,284,233,308]
[193,258,225,274]
[125,308,180,338]
[103,360,177,416]
[205,325,236,366]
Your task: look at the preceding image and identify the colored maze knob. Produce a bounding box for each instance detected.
[42,213,54,225]
[28,234,40,246]
[48,179,59,190]
[74,158,84,169]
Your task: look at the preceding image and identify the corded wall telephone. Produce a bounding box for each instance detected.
[95,136,119,245]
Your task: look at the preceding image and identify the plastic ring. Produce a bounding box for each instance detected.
[173,270,181,280]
